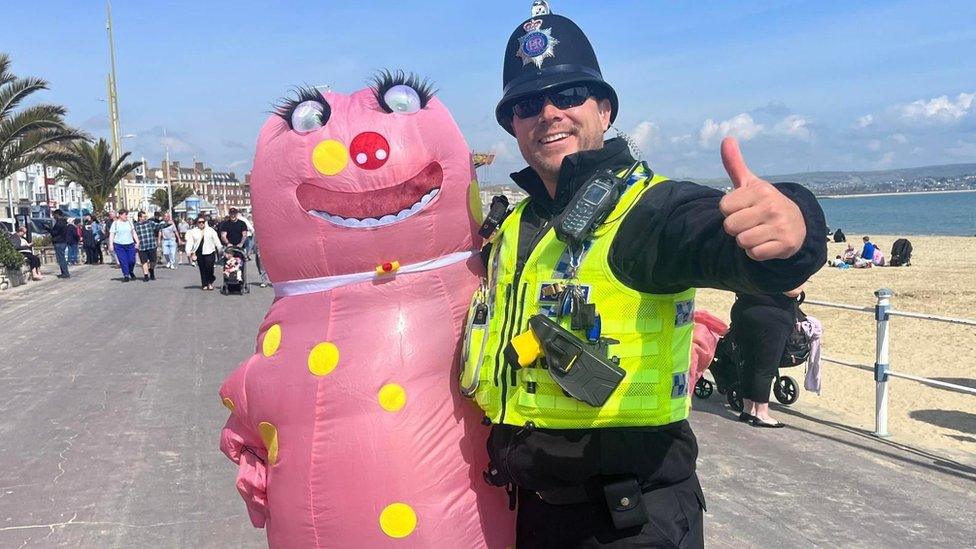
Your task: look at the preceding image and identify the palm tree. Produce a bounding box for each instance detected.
[150,184,194,212]
[0,52,84,181]
[55,138,141,214]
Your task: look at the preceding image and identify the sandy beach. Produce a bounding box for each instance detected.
[695,234,976,464]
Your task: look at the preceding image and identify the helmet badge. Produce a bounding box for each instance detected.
[516,19,559,69]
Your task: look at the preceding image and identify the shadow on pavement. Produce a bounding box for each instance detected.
[692,396,976,483]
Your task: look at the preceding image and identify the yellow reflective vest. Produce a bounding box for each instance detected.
[461,170,696,429]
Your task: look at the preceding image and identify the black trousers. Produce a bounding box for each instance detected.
[197,252,216,286]
[84,246,99,264]
[730,302,795,403]
[515,474,705,548]
[20,251,41,270]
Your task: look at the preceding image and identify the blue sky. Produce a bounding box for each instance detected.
[4,0,975,181]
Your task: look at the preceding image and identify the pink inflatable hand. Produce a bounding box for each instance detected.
[236,449,269,528]
[690,310,729,383]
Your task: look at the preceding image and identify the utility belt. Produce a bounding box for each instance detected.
[486,465,702,531]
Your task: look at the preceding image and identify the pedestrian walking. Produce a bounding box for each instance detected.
[134,211,161,282]
[158,213,182,269]
[185,215,222,290]
[82,215,101,265]
[92,215,104,263]
[251,232,270,287]
[109,209,139,281]
[66,218,82,265]
[48,210,70,279]
[219,208,249,250]
[103,211,117,266]
[177,216,191,265]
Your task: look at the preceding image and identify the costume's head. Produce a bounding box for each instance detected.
[250,71,482,283]
[495,2,618,135]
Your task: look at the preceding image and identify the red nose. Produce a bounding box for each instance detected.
[349,132,390,170]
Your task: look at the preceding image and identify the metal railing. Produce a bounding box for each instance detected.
[805,289,976,437]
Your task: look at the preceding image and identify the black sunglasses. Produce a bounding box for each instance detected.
[511,85,594,119]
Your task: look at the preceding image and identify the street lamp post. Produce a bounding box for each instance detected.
[164,128,174,215]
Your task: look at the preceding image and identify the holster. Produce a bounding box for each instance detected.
[602,476,649,530]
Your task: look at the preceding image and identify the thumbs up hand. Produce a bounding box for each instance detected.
[718,137,806,261]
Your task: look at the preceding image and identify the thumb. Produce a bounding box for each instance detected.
[721,137,755,189]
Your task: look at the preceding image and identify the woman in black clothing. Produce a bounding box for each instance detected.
[184,215,222,290]
[10,226,43,280]
[729,286,804,428]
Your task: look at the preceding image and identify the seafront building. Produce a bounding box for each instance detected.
[1,164,87,220]
[1,158,252,222]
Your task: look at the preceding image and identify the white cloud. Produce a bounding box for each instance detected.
[898,92,974,123]
[876,151,895,168]
[947,140,976,158]
[773,114,811,139]
[227,159,249,171]
[630,121,660,152]
[670,134,692,145]
[160,135,194,154]
[890,133,908,144]
[855,114,875,128]
[489,140,516,162]
[699,113,763,147]
[867,139,882,152]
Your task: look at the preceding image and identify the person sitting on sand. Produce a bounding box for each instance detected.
[861,236,876,261]
[842,243,858,264]
[872,246,886,266]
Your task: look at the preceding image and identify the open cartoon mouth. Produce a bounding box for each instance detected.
[297,161,442,228]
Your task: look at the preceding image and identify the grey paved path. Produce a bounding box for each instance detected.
[0,263,973,548]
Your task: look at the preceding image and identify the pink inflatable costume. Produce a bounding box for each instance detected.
[218,72,514,547]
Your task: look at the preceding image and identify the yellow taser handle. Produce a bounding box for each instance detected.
[510,329,543,367]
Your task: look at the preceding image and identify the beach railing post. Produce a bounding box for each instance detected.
[873,288,893,438]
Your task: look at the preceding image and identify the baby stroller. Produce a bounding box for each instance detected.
[220,245,250,295]
[889,238,913,266]
[695,325,806,412]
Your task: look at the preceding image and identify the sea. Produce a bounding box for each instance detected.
[818,191,976,237]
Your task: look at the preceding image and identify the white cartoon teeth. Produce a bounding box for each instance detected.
[308,188,440,228]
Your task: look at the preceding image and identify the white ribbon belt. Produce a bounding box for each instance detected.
[273,249,479,298]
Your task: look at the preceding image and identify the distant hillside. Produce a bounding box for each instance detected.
[695,163,976,195]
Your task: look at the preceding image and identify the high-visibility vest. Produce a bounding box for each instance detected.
[460,170,696,429]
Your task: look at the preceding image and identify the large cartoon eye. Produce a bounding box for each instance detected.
[383,85,422,114]
[291,101,326,132]
[371,69,435,114]
[274,86,332,133]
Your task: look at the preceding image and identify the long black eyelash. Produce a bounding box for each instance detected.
[369,69,436,113]
[273,85,331,128]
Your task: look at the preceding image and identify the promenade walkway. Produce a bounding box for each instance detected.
[0,265,973,547]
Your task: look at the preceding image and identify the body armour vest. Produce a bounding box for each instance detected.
[461,170,696,429]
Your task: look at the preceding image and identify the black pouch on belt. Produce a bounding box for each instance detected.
[602,477,649,530]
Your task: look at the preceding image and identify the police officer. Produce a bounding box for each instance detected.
[461,3,827,547]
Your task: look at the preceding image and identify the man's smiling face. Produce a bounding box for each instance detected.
[511,95,612,186]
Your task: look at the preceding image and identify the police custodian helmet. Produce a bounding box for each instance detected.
[495,1,619,135]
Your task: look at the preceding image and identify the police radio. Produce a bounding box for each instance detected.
[554,161,643,248]
[478,195,510,239]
